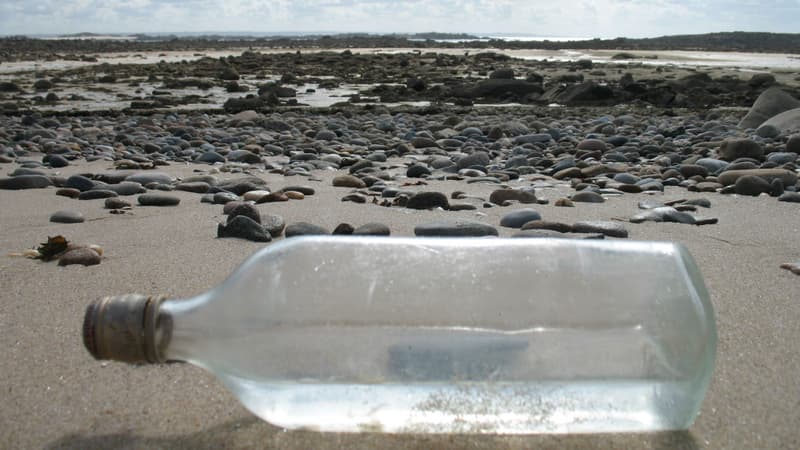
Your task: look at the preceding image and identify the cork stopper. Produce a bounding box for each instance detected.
[82,294,169,364]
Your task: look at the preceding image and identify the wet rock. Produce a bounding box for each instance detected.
[499,209,542,228]
[406,191,450,210]
[285,222,330,237]
[218,216,271,242]
[50,210,84,224]
[138,194,180,206]
[414,219,498,237]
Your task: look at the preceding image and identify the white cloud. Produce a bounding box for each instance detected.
[0,0,797,37]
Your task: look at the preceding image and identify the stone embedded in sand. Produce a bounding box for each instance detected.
[572,221,629,238]
[353,223,391,236]
[414,219,498,237]
[50,210,85,224]
[138,194,180,206]
[499,209,542,228]
[719,139,764,161]
[718,169,797,187]
[489,188,537,205]
[571,191,605,203]
[218,216,271,242]
[0,175,52,190]
[58,247,101,266]
[332,175,366,188]
[285,222,330,238]
[406,192,450,210]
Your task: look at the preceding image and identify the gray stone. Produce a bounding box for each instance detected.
[285,222,330,237]
[104,198,131,209]
[66,175,95,192]
[227,203,261,224]
[138,194,180,206]
[407,164,432,178]
[778,191,800,202]
[718,169,797,187]
[78,189,117,200]
[50,210,84,224]
[520,220,574,233]
[213,192,240,204]
[787,135,800,153]
[414,219,498,237]
[56,188,80,198]
[58,247,101,266]
[263,214,286,237]
[457,151,490,170]
[499,209,542,228]
[125,172,175,185]
[175,181,211,193]
[719,139,764,161]
[95,181,145,196]
[512,229,604,239]
[571,191,605,203]
[342,193,367,203]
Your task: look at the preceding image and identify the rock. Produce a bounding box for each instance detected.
[489,188,537,205]
[718,169,797,187]
[767,152,797,165]
[78,189,117,200]
[96,182,145,196]
[520,220,574,233]
[414,219,498,237]
[315,130,337,141]
[227,203,261,224]
[263,214,286,237]
[46,154,69,168]
[786,135,800,153]
[572,221,629,238]
[104,198,131,209]
[353,223,391,236]
[217,216,271,242]
[342,193,367,203]
[734,175,771,196]
[499,209,542,228]
[65,175,97,192]
[513,133,552,145]
[285,222,330,237]
[406,192,450,210]
[256,192,289,203]
[58,247,101,266]
[176,181,211,193]
[332,175,366,188]
[778,191,800,202]
[332,223,355,235]
[760,107,800,134]
[489,68,515,79]
[577,139,607,152]
[125,172,174,185]
[138,194,180,206]
[512,229,604,239]
[281,185,315,195]
[283,191,305,200]
[50,210,84,224]
[213,192,240,204]
[738,87,800,129]
[571,191,605,203]
[554,198,574,207]
[0,175,51,190]
[756,124,781,138]
[780,261,800,275]
[56,188,81,198]
[457,151,490,170]
[679,164,709,178]
[406,164,431,178]
[719,139,763,161]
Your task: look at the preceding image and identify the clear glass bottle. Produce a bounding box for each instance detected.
[83,236,716,434]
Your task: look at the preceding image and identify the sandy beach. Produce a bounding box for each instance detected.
[1,39,799,448]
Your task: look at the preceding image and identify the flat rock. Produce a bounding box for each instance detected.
[571,191,605,203]
[520,220,574,233]
[512,229,604,239]
[56,188,81,198]
[176,181,211,194]
[227,203,261,224]
[104,198,131,209]
[0,175,51,190]
[285,222,330,237]
[572,220,629,238]
[333,175,366,188]
[414,219,498,237]
[489,188,537,205]
[138,194,180,206]
[124,172,175,185]
[50,210,84,224]
[78,189,117,200]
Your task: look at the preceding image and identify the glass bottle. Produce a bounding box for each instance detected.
[83,236,716,434]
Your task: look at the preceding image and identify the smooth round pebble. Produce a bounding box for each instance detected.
[138,194,180,206]
[285,222,330,237]
[499,209,542,228]
[50,210,84,224]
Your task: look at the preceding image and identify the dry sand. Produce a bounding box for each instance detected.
[0,158,799,449]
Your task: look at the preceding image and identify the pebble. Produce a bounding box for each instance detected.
[263,214,286,237]
[96,182,146,196]
[499,209,542,228]
[213,192,240,204]
[0,175,52,190]
[780,262,800,275]
[105,198,131,209]
[718,169,797,187]
[217,215,271,242]
[332,223,355,235]
[512,229,604,239]
[353,222,391,236]
[719,139,763,161]
[734,175,771,196]
[554,198,575,207]
[285,222,330,237]
[58,247,101,266]
[572,220,629,238]
[778,192,800,203]
[138,194,180,206]
[406,191,450,210]
[176,181,211,193]
[571,191,605,203]
[50,210,85,224]
[78,189,118,200]
[227,203,261,224]
[489,188,538,205]
[125,172,174,185]
[282,185,315,195]
[256,192,289,203]
[56,188,81,198]
[333,175,366,188]
[283,191,305,200]
[414,219,498,237]
[342,193,367,203]
[65,175,95,192]
[521,220,575,233]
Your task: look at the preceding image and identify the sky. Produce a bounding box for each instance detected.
[0,0,798,39]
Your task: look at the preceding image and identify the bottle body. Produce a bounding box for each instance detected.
[152,236,716,434]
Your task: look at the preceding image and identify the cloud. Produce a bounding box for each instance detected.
[0,0,797,38]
